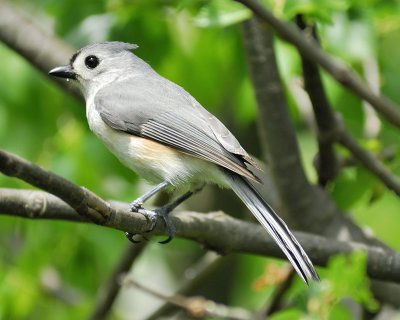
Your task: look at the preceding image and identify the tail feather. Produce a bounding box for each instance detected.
[224,172,320,284]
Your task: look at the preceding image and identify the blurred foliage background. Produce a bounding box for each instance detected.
[1,0,400,319]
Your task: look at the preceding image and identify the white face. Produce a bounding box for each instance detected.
[71,48,134,93]
[71,50,110,84]
[49,42,142,95]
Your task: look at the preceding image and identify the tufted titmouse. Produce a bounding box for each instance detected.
[49,42,319,284]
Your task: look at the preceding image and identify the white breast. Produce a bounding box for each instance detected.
[85,99,224,187]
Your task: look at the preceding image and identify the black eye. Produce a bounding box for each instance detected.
[85,55,99,69]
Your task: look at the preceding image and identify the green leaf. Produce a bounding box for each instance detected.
[324,252,379,311]
[270,309,306,320]
[330,165,376,210]
[193,0,252,28]
[282,0,349,23]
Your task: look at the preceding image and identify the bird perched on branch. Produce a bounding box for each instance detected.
[49,41,319,284]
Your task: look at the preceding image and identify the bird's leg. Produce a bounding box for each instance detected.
[154,184,205,244]
[129,180,170,211]
[125,180,170,243]
[126,184,205,244]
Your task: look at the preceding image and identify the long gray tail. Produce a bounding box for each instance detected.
[224,172,320,284]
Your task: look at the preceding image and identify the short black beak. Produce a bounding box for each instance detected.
[48,65,76,80]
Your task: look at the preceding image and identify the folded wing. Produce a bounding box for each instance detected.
[94,75,259,181]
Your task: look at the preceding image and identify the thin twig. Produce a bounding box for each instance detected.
[296,15,338,186]
[146,253,223,319]
[259,269,296,317]
[361,57,381,138]
[121,277,258,320]
[235,0,400,128]
[339,147,396,169]
[338,128,400,197]
[88,242,148,320]
[294,17,400,197]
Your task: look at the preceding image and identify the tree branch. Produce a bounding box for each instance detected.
[89,191,170,319]
[337,127,400,197]
[235,0,400,129]
[146,253,223,319]
[0,154,156,237]
[241,17,339,234]
[295,18,400,197]
[89,242,148,320]
[122,277,257,320]
[240,17,400,304]
[0,150,112,224]
[296,16,338,186]
[2,187,400,284]
[0,0,81,101]
[259,269,295,316]
[0,0,399,304]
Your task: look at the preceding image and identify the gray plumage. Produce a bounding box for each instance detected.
[49,41,319,284]
[95,76,260,182]
[225,173,320,282]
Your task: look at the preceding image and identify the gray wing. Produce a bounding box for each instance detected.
[189,97,260,169]
[94,75,260,181]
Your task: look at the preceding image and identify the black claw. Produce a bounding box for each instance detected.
[125,232,142,243]
[155,207,176,244]
[126,194,183,244]
[124,207,158,244]
[158,235,173,244]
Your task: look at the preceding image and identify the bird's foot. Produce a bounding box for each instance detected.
[124,231,142,243]
[153,206,176,244]
[125,204,176,244]
[129,199,143,212]
[125,201,154,243]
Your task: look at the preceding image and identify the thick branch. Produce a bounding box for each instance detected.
[0,150,111,223]
[241,17,400,304]
[0,0,81,101]
[236,0,400,129]
[241,18,336,232]
[1,188,400,284]
[240,17,400,245]
[0,0,399,303]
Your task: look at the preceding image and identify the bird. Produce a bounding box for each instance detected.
[49,41,320,284]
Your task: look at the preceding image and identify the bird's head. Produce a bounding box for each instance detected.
[49,42,140,95]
